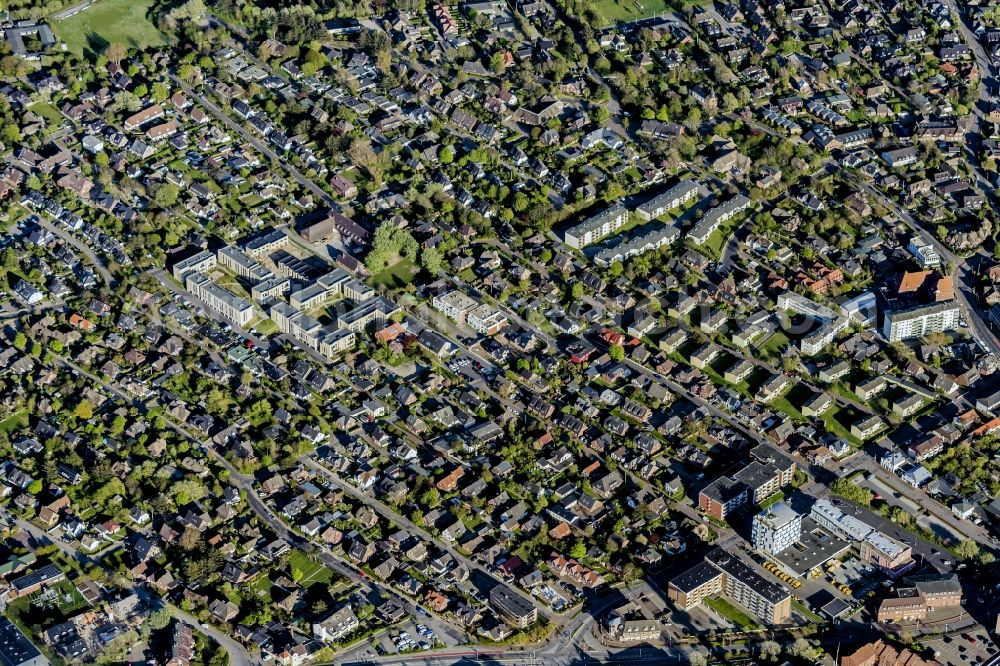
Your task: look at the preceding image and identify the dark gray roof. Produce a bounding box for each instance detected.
[669,560,722,593]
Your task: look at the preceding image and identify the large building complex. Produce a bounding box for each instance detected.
[876,573,962,623]
[270,302,356,359]
[563,204,630,249]
[593,224,680,268]
[217,246,274,284]
[432,290,508,335]
[776,291,849,355]
[811,499,914,576]
[879,271,960,342]
[688,195,751,245]
[172,250,216,281]
[668,548,791,624]
[184,272,255,327]
[634,179,700,220]
[751,502,802,555]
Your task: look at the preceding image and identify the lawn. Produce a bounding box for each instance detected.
[591,0,669,25]
[372,259,419,289]
[0,410,28,436]
[53,0,167,56]
[703,595,761,629]
[288,551,333,588]
[757,330,789,357]
[252,318,278,336]
[27,102,64,134]
[822,406,862,446]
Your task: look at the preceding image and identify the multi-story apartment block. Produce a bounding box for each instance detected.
[751,502,802,555]
[634,179,700,220]
[270,302,356,359]
[668,549,791,624]
[883,301,960,342]
[185,272,255,326]
[859,532,914,576]
[172,250,216,281]
[489,585,537,628]
[698,476,748,521]
[688,195,750,245]
[217,246,274,284]
[563,204,629,249]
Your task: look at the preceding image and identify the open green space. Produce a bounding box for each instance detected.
[757,330,789,357]
[703,595,761,629]
[27,102,64,133]
[252,318,278,336]
[288,551,333,588]
[53,0,167,56]
[822,406,862,445]
[372,259,419,289]
[0,410,29,435]
[591,0,670,25]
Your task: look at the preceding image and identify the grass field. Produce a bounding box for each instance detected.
[757,330,789,357]
[703,595,761,629]
[53,0,166,56]
[823,406,862,445]
[372,259,419,289]
[27,102,64,133]
[0,410,28,435]
[591,0,669,25]
[289,551,333,588]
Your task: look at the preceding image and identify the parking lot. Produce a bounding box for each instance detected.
[925,629,996,665]
[376,621,441,656]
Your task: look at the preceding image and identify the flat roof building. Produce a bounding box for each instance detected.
[698,476,748,521]
[489,585,537,628]
[752,502,802,555]
[172,250,216,281]
[810,498,872,542]
[668,549,791,625]
[185,272,255,327]
[564,204,629,249]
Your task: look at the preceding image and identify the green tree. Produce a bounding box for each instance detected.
[151,82,170,103]
[829,477,873,506]
[609,344,625,362]
[758,640,781,662]
[105,42,127,64]
[420,247,442,274]
[152,183,180,209]
[3,247,17,271]
[420,487,441,508]
[956,539,980,561]
[73,400,93,420]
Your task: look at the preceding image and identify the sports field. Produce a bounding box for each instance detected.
[53,0,167,56]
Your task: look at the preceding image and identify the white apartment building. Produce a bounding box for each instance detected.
[634,180,700,220]
[172,250,216,281]
[751,502,802,555]
[564,204,630,249]
[185,272,255,326]
[270,302,356,358]
[217,246,274,284]
[882,301,960,342]
[907,234,940,268]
